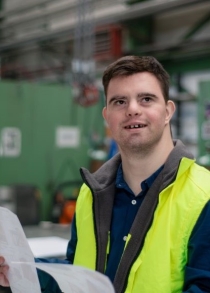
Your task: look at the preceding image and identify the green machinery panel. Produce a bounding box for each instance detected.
[197,80,210,166]
[0,81,105,220]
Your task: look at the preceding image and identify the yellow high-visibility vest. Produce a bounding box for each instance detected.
[74,158,210,293]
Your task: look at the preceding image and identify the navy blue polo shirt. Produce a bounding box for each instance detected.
[104,163,164,281]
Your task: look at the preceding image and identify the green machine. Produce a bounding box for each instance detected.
[0,81,105,221]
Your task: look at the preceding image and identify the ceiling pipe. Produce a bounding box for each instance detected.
[0,0,209,52]
[0,0,59,19]
[1,0,208,29]
[0,0,114,28]
[116,0,210,21]
[0,1,78,29]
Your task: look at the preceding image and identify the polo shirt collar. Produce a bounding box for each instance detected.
[116,163,164,195]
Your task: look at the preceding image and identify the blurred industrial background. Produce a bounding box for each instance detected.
[1,0,210,224]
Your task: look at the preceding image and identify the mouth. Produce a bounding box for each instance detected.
[124,124,146,129]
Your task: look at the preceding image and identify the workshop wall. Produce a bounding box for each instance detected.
[0,80,105,220]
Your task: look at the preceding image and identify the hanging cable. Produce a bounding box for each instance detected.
[72,0,99,107]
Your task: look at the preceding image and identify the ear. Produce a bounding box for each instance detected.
[102,106,107,122]
[165,100,176,125]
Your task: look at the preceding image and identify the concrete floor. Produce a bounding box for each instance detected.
[24,222,71,239]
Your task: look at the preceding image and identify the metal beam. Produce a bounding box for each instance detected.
[0,1,78,29]
[162,54,210,74]
[110,0,210,23]
[0,0,58,19]
[0,0,116,29]
[0,0,209,52]
[135,37,210,67]
[0,0,116,28]
[1,0,209,29]
[183,11,210,41]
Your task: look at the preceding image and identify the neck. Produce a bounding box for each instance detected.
[119,138,174,195]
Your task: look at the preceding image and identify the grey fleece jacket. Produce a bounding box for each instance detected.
[79,140,194,293]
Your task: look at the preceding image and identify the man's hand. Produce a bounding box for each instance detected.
[0,257,9,287]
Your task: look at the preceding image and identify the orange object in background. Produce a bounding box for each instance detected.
[59,200,76,224]
[51,184,80,224]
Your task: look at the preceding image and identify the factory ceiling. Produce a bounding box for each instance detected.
[0,0,209,52]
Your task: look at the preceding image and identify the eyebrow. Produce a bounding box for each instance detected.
[137,92,158,98]
[108,95,126,105]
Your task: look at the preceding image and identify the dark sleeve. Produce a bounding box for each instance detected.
[183,200,210,293]
[35,214,78,292]
[66,213,78,262]
[37,269,62,293]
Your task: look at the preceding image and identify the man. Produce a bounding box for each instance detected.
[1,55,210,292]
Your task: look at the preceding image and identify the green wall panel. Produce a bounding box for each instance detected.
[198,80,210,159]
[0,81,105,220]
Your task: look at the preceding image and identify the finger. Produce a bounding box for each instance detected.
[0,262,8,273]
[0,257,5,265]
[2,265,9,272]
[0,264,9,275]
[0,273,9,287]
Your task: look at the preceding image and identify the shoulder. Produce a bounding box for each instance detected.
[189,162,210,194]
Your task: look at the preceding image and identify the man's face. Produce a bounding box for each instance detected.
[102,72,175,153]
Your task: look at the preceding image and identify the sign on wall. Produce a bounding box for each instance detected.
[0,128,21,157]
[56,126,80,148]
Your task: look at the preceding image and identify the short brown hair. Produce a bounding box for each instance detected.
[102,55,170,102]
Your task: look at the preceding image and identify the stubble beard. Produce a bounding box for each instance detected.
[118,131,163,158]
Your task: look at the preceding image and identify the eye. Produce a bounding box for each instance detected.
[114,99,125,105]
[143,97,152,102]
[116,100,125,105]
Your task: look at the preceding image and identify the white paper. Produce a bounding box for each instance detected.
[0,207,41,293]
[17,262,115,293]
[0,207,115,293]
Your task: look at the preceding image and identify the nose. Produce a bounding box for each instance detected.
[126,100,141,117]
